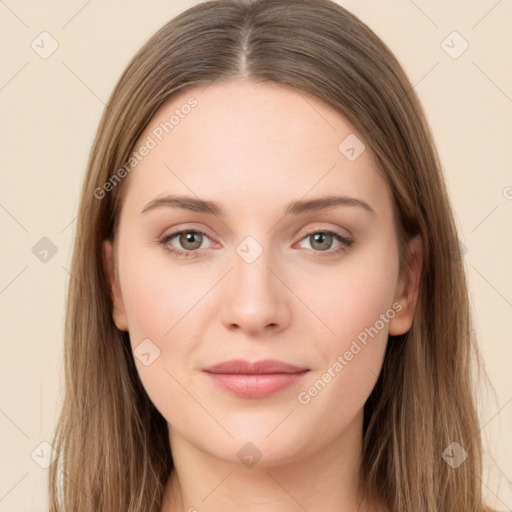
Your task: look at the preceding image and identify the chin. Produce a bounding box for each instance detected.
[211,426,313,468]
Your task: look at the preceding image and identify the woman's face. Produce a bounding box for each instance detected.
[104,80,421,467]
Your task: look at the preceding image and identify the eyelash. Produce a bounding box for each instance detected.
[159,228,354,259]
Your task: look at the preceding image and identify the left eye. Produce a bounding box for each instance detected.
[297,230,353,252]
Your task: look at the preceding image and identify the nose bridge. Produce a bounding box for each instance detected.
[234,236,274,294]
[220,234,290,333]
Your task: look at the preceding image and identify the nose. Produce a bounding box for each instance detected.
[219,243,291,337]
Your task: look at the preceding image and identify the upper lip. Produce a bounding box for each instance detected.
[203,359,309,375]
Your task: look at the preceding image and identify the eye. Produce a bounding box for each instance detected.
[159,228,354,259]
[296,230,353,257]
[160,229,214,258]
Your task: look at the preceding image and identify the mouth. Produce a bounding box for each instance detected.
[202,359,310,399]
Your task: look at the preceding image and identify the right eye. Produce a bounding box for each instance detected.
[160,229,214,258]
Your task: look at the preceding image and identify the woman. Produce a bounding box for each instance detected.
[48,0,497,510]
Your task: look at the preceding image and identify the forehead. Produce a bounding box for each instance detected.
[121,80,393,221]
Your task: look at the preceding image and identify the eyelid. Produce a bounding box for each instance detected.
[299,228,351,243]
[160,223,217,241]
[295,221,354,240]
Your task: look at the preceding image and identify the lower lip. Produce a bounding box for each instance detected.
[204,371,309,398]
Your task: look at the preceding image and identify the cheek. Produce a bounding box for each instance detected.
[119,240,213,343]
[294,234,400,347]
[117,247,208,426]
[291,236,399,413]
[117,241,221,417]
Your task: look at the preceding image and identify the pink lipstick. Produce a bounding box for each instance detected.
[202,359,309,399]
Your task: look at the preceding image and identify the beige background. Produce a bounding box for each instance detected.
[0,0,511,510]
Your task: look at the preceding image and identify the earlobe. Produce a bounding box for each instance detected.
[102,239,129,331]
[388,234,423,336]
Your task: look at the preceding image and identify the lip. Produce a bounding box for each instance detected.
[202,359,310,399]
[203,358,308,375]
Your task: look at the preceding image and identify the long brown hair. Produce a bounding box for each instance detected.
[48,0,496,510]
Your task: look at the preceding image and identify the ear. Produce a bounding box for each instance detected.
[102,239,128,331]
[388,233,423,336]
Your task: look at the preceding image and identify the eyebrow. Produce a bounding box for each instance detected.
[140,194,376,217]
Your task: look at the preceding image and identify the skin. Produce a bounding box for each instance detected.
[103,79,422,512]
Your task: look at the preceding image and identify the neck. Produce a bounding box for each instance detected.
[161,411,383,512]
